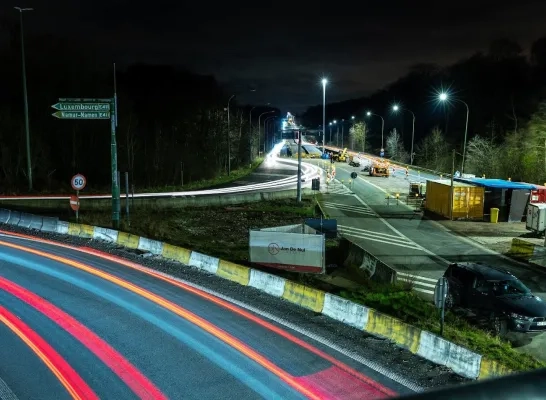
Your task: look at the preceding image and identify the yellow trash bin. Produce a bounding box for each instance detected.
[490,208,499,223]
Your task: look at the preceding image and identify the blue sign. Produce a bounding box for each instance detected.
[380,151,384,157]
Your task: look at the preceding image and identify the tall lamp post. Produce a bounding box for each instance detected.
[15,6,33,191]
[392,104,416,164]
[258,111,274,156]
[439,92,470,173]
[321,78,327,154]
[366,111,385,150]
[226,94,235,175]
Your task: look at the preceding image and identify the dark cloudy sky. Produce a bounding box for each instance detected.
[10,0,546,112]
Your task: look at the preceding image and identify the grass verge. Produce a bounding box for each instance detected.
[340,282,545,372]
[79,196,318,265]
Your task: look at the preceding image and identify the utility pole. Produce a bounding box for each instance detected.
[297,130,302,202]
[111,63,121,228]
[15,7,33,191]
[249,106,256,165]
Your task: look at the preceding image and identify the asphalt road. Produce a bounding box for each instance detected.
[0,232,408,399]
[314,157,546,360]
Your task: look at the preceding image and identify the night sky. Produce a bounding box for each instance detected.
[9,0,546,113]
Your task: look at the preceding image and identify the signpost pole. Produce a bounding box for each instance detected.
[111,100,120,229]
[76,190,79,222]
[297,131,302,203]
[125,171,129,218]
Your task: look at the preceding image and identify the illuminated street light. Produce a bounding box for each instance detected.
[321,78,327,154]
[351,115,355,120]
[392,104,416,165]
[439,92,470,173]
[366,111,385,149]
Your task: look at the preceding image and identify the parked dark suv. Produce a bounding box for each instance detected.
[443,262,546,335]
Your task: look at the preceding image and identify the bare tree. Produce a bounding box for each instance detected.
[465,135,500,177]
[386,128,409,162]
[349,121,367,152]
[415,126,450,171]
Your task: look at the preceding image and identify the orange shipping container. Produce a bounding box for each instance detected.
[425,180,484,220]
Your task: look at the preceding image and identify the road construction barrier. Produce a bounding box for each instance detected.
[0,208,515,381]
[366,309,421,354]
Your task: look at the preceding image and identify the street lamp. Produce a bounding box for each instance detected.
[321,78,327,154]
[392,104,416,165]
[366,111,385,149]
[15,6,33,191]
[226,94,236,175]
[258,110,274,156]
[439,92,470,173]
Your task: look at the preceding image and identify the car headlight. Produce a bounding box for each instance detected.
[510,312,532,320]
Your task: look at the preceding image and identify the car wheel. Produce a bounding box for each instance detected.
[445,292,455,309]
[490,315,508,337]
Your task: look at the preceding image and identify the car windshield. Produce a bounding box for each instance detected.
[490,279,531,296]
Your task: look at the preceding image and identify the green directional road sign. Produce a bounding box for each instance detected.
[51,102,111,112]
[51,111,111,119]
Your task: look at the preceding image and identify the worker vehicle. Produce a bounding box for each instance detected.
[332,148,348,162]
[369,159,390,177]
[348,155,360,167]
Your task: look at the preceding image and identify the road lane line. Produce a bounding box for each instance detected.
[0,232,401,397]
[0,240,324,400]
[0,305,98,400]
[0,276,167,400]
[0,376,18,400]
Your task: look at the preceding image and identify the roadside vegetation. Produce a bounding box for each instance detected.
[79,197,318,266]
[340,281,545,372]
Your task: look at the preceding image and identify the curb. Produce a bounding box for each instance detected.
[0,208,512,380]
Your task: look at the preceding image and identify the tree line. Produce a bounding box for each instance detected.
[303,37,546,183]
[0,26,274,194]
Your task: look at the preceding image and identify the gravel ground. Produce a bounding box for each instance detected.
[0,223,469,393]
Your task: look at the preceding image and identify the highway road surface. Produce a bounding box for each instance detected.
[0,231,419,399]
[0,144,321,201]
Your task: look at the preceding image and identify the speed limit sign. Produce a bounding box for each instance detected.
[71,174,87,191]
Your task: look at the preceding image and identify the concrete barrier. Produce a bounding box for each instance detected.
[41,217,59,233]
[322,293,369,329]
[0,210,516,381]
[417,331,482,379]
[366,309,421,354]
[138,237,164,255]
[17,213,34,229]
[282,280,325,312]
[339,238,397,284]
[510,237,546,268]
[216,260,250,286]
[161,243,191,265]
[93,227,119,243]
[188,251,219,274]
[0,188,315,212]
[248,270,286,297]
[29,214,44,230]
[478,358,513,380]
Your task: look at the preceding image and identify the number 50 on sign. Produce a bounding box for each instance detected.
[71,174,87,191]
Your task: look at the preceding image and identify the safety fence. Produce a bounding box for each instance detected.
[0,208,512,381]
